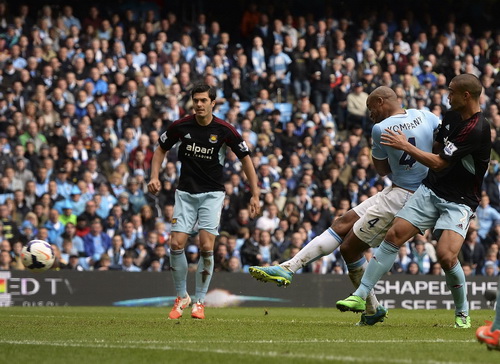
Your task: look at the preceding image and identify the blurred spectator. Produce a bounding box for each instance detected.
[476,194,500,244]
[407,261,421,275]
[64,254,85,271]
[461,226,486,275]
[121,250,141,272]
[430,262,444,276]
[83,219,111,263]
[484,171,500,212]
[411,238,433,275]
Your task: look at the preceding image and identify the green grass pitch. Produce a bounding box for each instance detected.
[0,307,498,364]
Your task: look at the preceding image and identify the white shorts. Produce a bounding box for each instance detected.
[352,186,413,247]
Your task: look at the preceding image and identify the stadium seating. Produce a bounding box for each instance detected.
[214,101,230,119]
[274,102,293,123]
[239,101,251,114]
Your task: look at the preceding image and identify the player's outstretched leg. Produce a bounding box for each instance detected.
[249,265,293,287]
[249,227,343,287]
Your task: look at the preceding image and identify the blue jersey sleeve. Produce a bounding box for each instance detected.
[371,124,387,160]
[421,110,441,134]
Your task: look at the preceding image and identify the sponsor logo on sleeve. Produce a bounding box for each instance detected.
[238,141,249,153]
[443,139,457,156]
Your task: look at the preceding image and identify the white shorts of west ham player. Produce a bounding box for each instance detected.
[352,185,413,247]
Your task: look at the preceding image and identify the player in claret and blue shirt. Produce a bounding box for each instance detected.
[148,83,260,320]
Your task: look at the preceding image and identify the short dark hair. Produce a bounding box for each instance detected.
[451,74,482,99]
[191,83,216,101]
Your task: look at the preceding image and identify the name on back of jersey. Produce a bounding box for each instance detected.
[386,116,423,132]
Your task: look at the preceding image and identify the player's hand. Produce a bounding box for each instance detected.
[248,195,261,218]
[147,178,161,195]
[380,129,408,150]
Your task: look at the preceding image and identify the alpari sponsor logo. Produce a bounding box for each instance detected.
[185,142,215,159]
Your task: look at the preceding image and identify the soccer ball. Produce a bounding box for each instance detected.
[21,240,55,272]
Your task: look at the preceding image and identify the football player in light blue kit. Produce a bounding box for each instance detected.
[250,86,440,325]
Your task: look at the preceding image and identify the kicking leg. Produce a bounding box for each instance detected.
[250,210,359,286]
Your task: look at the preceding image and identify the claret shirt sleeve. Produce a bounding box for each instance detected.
[438,113,482,163]
[225,125,251,159]
[158,123,181,151]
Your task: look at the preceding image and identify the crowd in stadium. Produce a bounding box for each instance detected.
[0,2,499,276]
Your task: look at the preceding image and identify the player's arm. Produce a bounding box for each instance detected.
[148,146,167,195]
[148,127,179,195]
[241,155,261,218]
[372,157,391,177]
[380,129,449,171]
[432,141,443,154]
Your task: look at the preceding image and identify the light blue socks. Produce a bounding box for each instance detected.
[354,241,399,300]
[170,249,188,298]
[444,261,468,316]
[195,251,214,304]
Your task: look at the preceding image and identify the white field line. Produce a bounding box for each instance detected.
[0,339,478,364]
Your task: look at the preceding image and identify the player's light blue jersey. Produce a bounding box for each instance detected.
[371,109,440,191]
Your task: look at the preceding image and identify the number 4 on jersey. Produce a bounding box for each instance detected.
[399,137,416,169]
